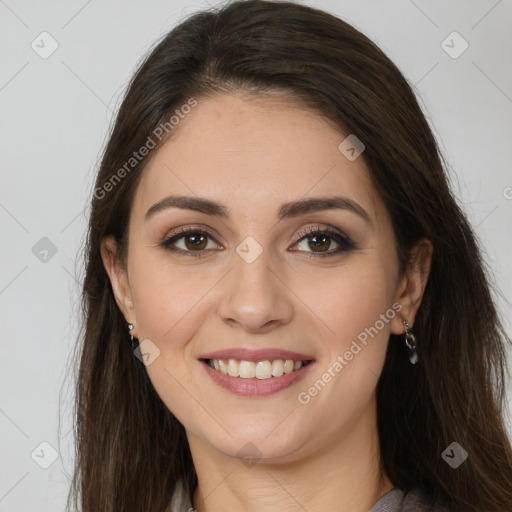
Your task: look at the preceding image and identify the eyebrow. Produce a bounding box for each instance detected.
[145,195,372,226]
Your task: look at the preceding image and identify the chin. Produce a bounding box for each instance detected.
[190,417,310,464]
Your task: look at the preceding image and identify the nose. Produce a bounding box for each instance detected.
[216,244,294,334]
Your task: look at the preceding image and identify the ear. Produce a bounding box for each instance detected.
[100,235,136,332]
[390,238,433,335]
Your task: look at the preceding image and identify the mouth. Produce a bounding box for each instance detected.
[198,349,316,397]
[203,358,313,379]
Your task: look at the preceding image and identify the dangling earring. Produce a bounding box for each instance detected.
[403,319,418,364]
[127,323,137,348]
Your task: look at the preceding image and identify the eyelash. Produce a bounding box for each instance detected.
[160,225,356,259]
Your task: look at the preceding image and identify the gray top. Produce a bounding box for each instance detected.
[168,480,449,511]
[368,488,448,511]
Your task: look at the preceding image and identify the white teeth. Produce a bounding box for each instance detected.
[227,359,240,377]
[255,360,272,379]
[208,358,309,380]
[218,359,229,374]
[239,361,256,378]
[283,360,294,374]
[272,359,284,377]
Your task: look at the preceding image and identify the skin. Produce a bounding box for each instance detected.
[102,93,432,512]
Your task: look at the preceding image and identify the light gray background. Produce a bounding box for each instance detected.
[1,0,511,510]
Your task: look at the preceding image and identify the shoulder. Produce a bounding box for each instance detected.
[369,487,451,512]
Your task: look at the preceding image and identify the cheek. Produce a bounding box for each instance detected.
[303,256,397,403]
[311,254,397,348]
[128,246,213,347]
[127,252,215,426]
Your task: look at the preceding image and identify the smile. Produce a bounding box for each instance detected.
[205,358,312,379]
[199,354,315,397]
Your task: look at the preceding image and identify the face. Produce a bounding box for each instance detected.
[103,93,428,464]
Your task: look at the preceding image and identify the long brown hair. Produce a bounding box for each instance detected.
[68,1,512,510]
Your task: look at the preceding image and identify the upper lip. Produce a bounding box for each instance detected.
[198,348,315,362]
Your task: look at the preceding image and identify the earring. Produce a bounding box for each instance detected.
[127,323,136,348]
[403,320,418,364]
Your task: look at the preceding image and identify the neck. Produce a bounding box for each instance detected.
[188,396,394,512]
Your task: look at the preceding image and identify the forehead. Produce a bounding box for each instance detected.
[133,93,382,223]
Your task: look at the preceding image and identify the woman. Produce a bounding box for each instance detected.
[68,1,512,511]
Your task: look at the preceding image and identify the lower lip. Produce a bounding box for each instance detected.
[200,360,315,397]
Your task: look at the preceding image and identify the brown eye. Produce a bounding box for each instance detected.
[292,228,356,258]
[161,228,221,256]
[182,233,208,251]
[305,233,334,252]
